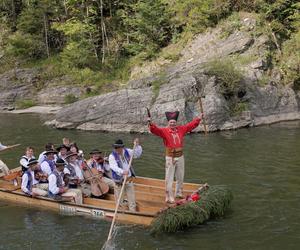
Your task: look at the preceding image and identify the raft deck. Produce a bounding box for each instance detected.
[0,168,202,226]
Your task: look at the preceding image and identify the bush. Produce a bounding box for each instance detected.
[64,94,78,104]
[16,99,36,109]
[279,30,300,88]
[205,58,244,98]
[60,41,97,69]
[6,32,46,59]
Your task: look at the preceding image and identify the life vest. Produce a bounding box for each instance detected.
[111,149,135,183]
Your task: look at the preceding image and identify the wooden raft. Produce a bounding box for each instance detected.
[0,167,202,226]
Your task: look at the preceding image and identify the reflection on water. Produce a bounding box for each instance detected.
[0,114,300,250]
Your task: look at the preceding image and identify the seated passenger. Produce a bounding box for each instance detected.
[20,146,35,174]
[38,143,57,165]
[40,150,57,176]
[21,159,48,197]
[87,149,114,190]
[64,151,91,197]
[62,137,71,148]
[48,158,83,204]
[69,143,84,167]
[56,144,69,163]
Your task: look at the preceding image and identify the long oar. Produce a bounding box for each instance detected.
[105,142,137,243]
[0,144,21,153]
[197,96,208,135]
[192,83,208,135]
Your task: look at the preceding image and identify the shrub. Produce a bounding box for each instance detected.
[16,99,36,109]
[6,32,46,59]
[279,30,300,88]
[64,94,78,104]
[205,58,244,98]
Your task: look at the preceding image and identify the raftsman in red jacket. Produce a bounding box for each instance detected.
[149,117,201,149]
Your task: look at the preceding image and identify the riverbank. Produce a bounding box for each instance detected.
[0,105,61,114]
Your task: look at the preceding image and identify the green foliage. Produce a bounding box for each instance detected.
[120,0,173,59]
[150,185,233,234]
[1,0,299,94]
[279,30,300,88]
[205,59,244,98]
[261,0,300,41]
[6,32,46,59]
[165,0,232,34]
[16,99,36,109]
[220,12,242,38]
[64,94,78,104]
[231,101,249,116]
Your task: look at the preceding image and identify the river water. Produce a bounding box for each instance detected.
[0,113,299,250]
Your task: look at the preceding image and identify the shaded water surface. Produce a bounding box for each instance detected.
[0,113,299,250]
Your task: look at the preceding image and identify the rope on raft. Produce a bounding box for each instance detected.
[150,185,233,234]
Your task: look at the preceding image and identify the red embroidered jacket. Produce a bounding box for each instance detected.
[149,118,201,148]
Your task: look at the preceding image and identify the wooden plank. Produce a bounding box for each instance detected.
[0,189,154,225]
[0,180,20,191]
[134,176,201,190]
[84,197,159,215]
[134,183,195,196]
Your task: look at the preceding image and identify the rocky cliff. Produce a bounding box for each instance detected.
[2,15,300,133]
[45,15,300,133]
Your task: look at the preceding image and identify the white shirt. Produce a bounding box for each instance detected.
[108,145,142,177]
[38,152,57,165]
[38,151,46,165]
[41,160,55,176]
[21,170,39,194]
[48,171,65,195]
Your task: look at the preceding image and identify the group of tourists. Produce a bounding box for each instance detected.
[0,110,204,211]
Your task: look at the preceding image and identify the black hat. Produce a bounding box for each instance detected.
[65,151,78,159]
[55,158,66,166]
[89,149,102,155]
[56,144,70,152]
[165,111,179,121]
[27,158,38,167]
[44,150,58,155]
[113,139,124,148]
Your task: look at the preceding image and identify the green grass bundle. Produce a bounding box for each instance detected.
[150,186,233,234]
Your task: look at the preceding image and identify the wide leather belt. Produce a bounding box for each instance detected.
[165,147,183,157]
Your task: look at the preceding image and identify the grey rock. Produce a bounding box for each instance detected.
[37,85,82,104]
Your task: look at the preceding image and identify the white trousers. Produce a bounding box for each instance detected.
[32,183,49,196]
[62,188,83,204]
[103,177,115,190]
[114,182,136,212]
[165,155,185,202]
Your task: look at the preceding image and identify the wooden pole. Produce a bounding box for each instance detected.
[198,97,208,135]
[105,143,137,243]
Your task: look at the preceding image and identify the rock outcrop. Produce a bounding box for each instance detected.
[0,69,83,109]
[46,15,300,133]
[2,14,299,133]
